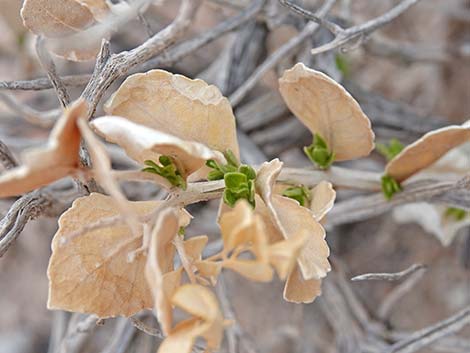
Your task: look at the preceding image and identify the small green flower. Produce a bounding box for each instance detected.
[304,134,335,169]
[143,155,187,190]
[381,174,401,200]
[206,149,256,207]
[445,207,468,221]
[376,139,405,161]
[282,185,311,207]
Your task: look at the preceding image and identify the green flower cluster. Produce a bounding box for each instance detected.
[376,138,404,161]
[206,150,256,208]
[381,175,401,200]
[143,156,186,190]
[304,134,335,170]
[282,185,311,207]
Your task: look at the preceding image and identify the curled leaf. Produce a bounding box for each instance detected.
[0,100,86,198]
[256,159,330,303]
[158,284,224,353]
[48,193,158,318]
[104,69,239,158]
[279,63,375,161]
[283,265,322,304]
[145,208,182,335]
[219,200,274,282]
[385,123,470,182]
[91,116,225,181]
[309,181,336,221]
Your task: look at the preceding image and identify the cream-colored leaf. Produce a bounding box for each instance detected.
[385,123,470,182]
[222,259,274,282]
[78,118,140,236]
[75,0,109,21]
[158,284,224,353]
[104,69,239,158]
[256,160,331,281]
[183,235,208,263]
[283,265,322,304]
[279,63,375,161]
[268,231,309,280]
[145,207,182,335]
[21,0,100,61]
[393,203,470,246]
[310,181,336,221]
[48,193,159,318]
[0,100,86,198]
[91,116,225,179]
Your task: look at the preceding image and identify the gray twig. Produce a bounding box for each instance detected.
[35,36,71,108]
[280,0,422,56]
[386,306,470,353]
[351,264,427,282]
[0,140,18,170]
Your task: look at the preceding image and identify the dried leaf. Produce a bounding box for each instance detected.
[310,181,336,221]
[0,100,86,198]
[21,0,100,60]
[268,231,309,280]
[91,116,224,179]
[104,69,239,158]
[158,284,224,353]
[145,208,182,335]
[385,123,470,182]
[219,200,274,282]
[256,160,330,281]
[75,0,109,21]
[283,265,322,304]
[48,193,158,318]
[279,63,375,161]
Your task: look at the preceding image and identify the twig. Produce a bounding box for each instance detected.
[0,75,91,91]
[58,314,99,353]
[0,92,60,128]
[385,306,470,353]
[327,177,470,227]
[35,36,71,108]
[351,264,426,282]
[280,0,421,56]
[130,317,163,338]
[228,0,337,106]
[378,266,427,320]
[0,140,18,170]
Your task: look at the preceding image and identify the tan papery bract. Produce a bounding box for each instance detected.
[158,284,224,353]
[0,100,86,198]
[75,0,109,21]
[310,181,336,221]
[145,208,182,335]
[219,200,274,282]
[91,116,225,180]
[385,123,470,182]
[48,193,159,318]
[256,159,331,303]
[21,0,100,60]
[279,63,375,161]
[104,69,240,158]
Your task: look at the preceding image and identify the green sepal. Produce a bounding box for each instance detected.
[239,165,256,180]
[207,169,225,181]
[223,149,239,168]
[143,157,187,190]
[381,175,401,200]
[304,134,335,170]
[282,185,311,207]
[445,207,467,221]
[376,139,405,161]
